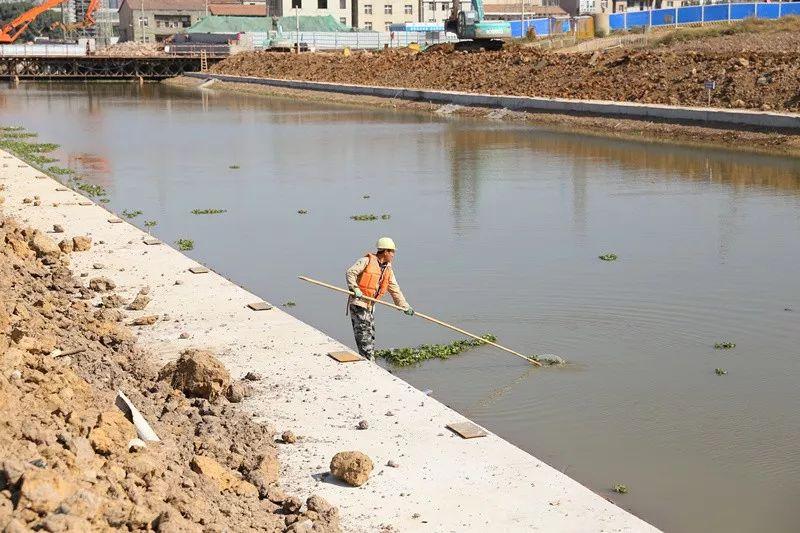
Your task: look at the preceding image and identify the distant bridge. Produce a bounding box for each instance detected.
[0,55,223,80]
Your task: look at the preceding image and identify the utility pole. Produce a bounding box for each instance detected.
[521,0,525,38]
[140,0,145,43]
[295,4,299,52]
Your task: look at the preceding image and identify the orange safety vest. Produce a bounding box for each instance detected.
[357,253,392,301]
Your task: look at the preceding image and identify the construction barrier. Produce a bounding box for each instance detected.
[0,44,86,57]
[609,1,800,31]
[509,17,572,38]
[242,31,457,50]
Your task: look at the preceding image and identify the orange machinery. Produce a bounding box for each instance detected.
[0,0,100,44]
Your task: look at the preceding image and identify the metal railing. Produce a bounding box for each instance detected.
[0,44,86,57]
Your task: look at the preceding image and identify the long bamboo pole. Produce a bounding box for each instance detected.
[299,276,541,366]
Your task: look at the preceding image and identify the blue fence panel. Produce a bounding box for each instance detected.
[730,3,756,19]
[649,8,673,26]
[609,13,625,30]
[678,6,702,24]
[756,3,780,19]
[703,4,729,22]
[782,2,800,16]
[561,19,570,32]
[510,17,551,38]
[626,11,649,28]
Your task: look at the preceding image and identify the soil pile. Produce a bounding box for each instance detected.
[95,42,165,57]
[0,215,339,532]
[213,21,800,111]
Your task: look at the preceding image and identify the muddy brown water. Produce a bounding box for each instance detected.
[2,82,799,532]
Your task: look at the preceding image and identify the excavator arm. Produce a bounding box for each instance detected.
[0,0,71,44]
[50,0,101,33]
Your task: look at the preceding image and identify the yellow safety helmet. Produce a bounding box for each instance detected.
[376,237,396,251]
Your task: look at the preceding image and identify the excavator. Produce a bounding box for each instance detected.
[444,0,511,50]
[0,0,99,44]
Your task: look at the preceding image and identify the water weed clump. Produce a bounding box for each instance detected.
[297,209,308,214]
[0,126,24,131]
[350,214,377,221]
[612,484,629,494]
[176,238,194,251]
[75,181,106,198]
[191,208,227,215]
[381,214,391,220]
[229,165,240,169]
[0,132,37,139]
[715,368,728,375]
[282,301,296,307]
[122,209,143,219]
[714,341,735,349]
[144,220,157,235]
[599,253,618,261]
[376,334,497,367]
[47,166,73,175]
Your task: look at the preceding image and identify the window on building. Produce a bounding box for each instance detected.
[364,21,372,29]
[292,0,301,8]
[318,0,327,8]
[427,18,435,22]
[404,4,412,13]
[384,4,392,14]
[441,2,448,9]
[340,0,346,8]
[385,21,392,30]
[340,16,347,23]
[428,2,434,10]
[364,3,372,13]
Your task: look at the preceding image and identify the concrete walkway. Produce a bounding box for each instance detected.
[186,71,800,130]
[1,150,659,532]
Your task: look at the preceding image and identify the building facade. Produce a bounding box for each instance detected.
[269,0,352,27]
[352,0,419,30]
[417,0,471,24]
[118,0,206,42]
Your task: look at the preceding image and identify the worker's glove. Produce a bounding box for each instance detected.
[404,306,414,316]
[352,287,364,299]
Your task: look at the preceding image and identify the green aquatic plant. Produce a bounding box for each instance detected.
[191,208,227,215]
[75,181,106,197]
[176,238,194,251]
[229,164,240,169]
[122,209,143,219]
[47,166,73,175]
[0,132,37,139]
[376,334,497,367]
[27,154,58,165]
[144,220,157,235]
[350,214,378,221]
[0,126,25,131]
[297,209,308,214]
[381,214,391,220]
[362,194,371,199]
[714,342,735,349]
[282,301,296,307]
[599,253,618,261]
[612,484,628,494]
[715,368,727,375]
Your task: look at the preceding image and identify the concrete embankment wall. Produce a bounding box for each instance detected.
[185,72,800,130]
[1,149,661,532]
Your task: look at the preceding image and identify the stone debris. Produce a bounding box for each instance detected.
[357,420,369,430]
[387,460,399,468]
[281,430,298,444]
[226,380,253,403]
[129,314,158,326]
[126,290,151,311]
[53,224,64,233]
[330,451,374,487]
[88,276,116,292]
[72,235,92,251]
[244,371,262,381]
[157,349,231,400]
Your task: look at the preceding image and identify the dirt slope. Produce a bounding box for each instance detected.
[213,20,800,112]
[0,211,340,532]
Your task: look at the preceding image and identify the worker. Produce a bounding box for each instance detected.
[346,237,414,361]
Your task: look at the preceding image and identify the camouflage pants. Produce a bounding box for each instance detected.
[349,304,375,361]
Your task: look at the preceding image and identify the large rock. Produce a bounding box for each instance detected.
[126,292,151,311]
[89,409,136,455]
[189,455,258,497]
[72,236,92,252]
[158,349,231,400]
[18,469,79,513]
[28,232,60,262]
[329,451,373,487]
[88,277,116,292]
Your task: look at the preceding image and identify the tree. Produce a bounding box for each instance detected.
[0,1,62,42]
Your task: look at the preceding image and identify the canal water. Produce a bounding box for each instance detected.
[2,82,799,532]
